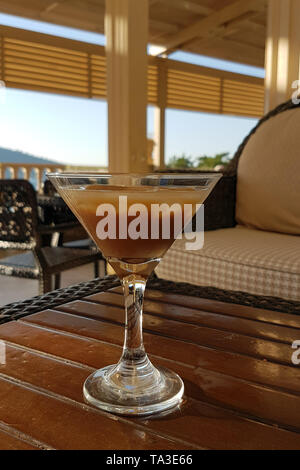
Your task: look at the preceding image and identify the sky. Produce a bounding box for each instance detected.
[0,13,265,167]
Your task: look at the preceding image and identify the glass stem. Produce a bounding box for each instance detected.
[106,273,161,393]
[121,274,147,363]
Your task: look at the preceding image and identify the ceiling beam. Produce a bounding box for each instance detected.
[39,12,104,34]
[154,0,266,56]
[184,10,264,54]
[0,1,41,18]
[0,0,104,33]
[217,37,265,66]
[159,0,211,16]
[161,0,266,36]
[41,0,105,17]
[149,19,179,35]
[43,2,63,14]
[149,1,265,46]
[186,35,265,67]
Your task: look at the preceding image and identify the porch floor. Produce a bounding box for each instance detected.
[0,264,95,307]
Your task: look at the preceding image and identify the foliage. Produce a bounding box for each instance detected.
[195,152,231,169]
[167,154,194,169]
[166,152,231,170]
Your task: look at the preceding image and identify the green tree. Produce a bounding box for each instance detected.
[195,152,231,169]
[167,154,194,169]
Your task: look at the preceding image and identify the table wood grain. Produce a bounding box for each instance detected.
[0,286,300,450]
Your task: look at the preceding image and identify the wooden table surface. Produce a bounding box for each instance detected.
[0,284,300,450]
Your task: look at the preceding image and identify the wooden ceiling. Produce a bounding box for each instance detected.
[0,0,267,67]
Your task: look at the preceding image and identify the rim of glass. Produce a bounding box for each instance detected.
[47,171,222,179]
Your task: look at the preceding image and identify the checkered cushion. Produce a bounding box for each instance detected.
[156,225,300,301]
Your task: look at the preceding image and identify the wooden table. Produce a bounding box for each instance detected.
[0,279,300,450]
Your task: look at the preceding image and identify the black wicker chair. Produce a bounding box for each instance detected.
[0,180,106,294]
[43,179,57,197]
[42,179,104,278]
[41,179,78,225]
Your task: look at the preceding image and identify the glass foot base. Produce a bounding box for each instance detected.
[83,364,184,416]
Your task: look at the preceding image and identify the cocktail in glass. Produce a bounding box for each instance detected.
[47,173,221,416]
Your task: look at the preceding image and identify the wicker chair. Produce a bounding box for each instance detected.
[43,179,57,197]
[0,180,105,294]
[156,99,300,302]
[42,179,104,278]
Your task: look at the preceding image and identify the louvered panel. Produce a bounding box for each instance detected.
[167,67,221,114]
[5,50,88,69]
[167,63,264,117]
[6,58,88,80]
[223,79,264,118]
[168,97,221,110]
[223,96,264,110]
[3,36,90,98]
[224,80,265,94]
[148,64,158,105]
[5,70,89,90]
[168,78,223,95]
[223,85,265,101]
[5,75,89,95]
[168,84,221,100]
[222,107,263,118]
[168,102,221,113]
[6,63,88,82]
[168,68,221,87]
[5,40,87,62]
[90,54,106,99]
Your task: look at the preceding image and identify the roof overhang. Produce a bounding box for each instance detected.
[0,0,267,67]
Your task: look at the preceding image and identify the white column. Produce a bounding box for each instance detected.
[265,0,300,112]
[153,59,167,169]
[105,0,149,173]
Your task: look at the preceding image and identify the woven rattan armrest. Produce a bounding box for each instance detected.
[37,221,80,235]
[155,169,237,231]
[202,173,237,231]
[1,276,299,325]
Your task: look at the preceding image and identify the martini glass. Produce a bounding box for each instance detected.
[47,172,221,415]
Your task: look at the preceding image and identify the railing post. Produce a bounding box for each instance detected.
[23,167,29,180]
[10,166,16,179]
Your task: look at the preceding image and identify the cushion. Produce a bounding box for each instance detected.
[155,225,300,301]
[236,107,300,235]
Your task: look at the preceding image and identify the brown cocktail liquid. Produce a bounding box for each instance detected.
[61,185,207,278]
